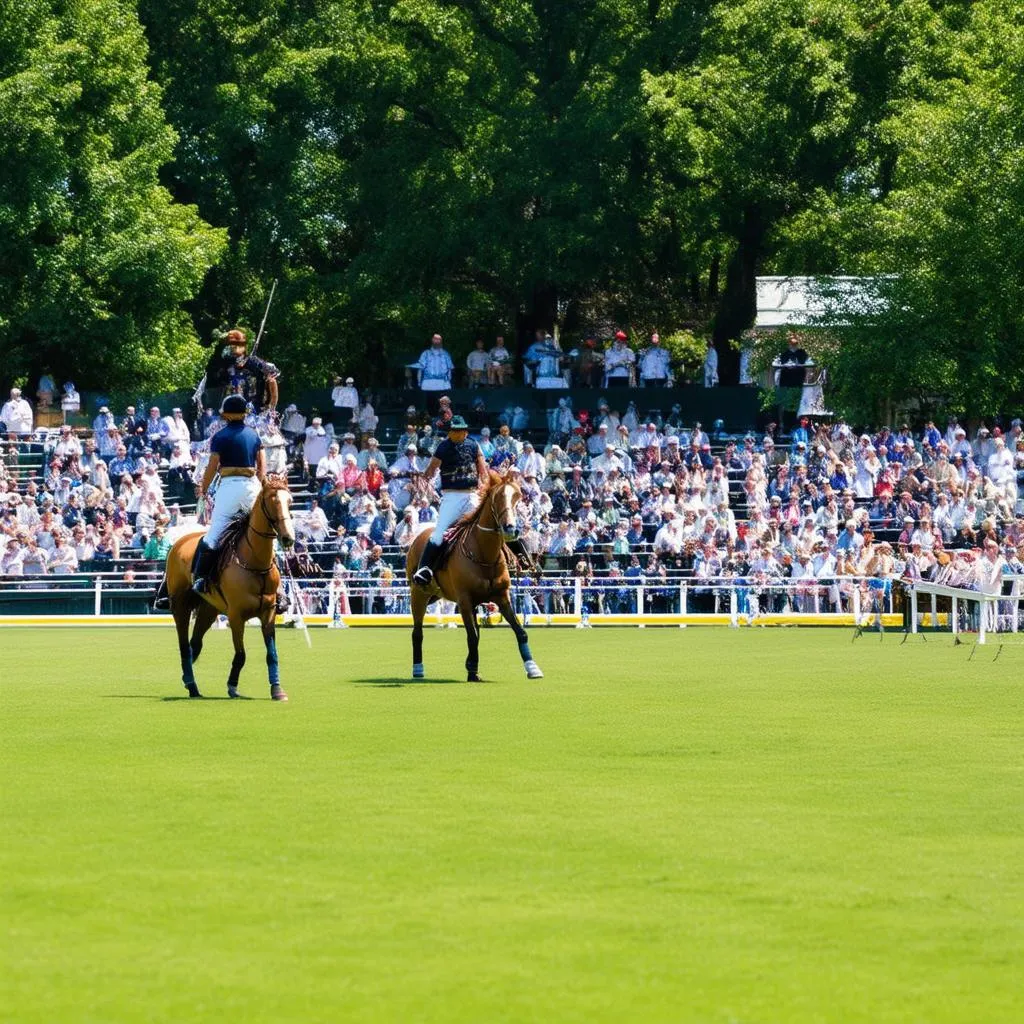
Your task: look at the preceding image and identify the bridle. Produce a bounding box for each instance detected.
[249,489,289,540]
[235,486,293,575]
[475,483,517,536]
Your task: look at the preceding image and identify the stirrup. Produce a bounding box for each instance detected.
[412,566,434,586]
[192,577,210,595]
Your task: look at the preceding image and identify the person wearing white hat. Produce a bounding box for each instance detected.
[92,405,115,436]
[302,416,330,472]
[331,375,359,430]
[1,388,33,436]
[280,404,306,438]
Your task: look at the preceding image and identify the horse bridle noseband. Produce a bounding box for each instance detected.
[249,491,286,539]
[475,485,516,535]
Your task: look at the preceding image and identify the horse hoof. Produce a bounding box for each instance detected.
[467,673,481,682]
[185,683,202,699]
[524,661,544,680]
[271,685,289,702]
[228,686,240,699]
[412,664,424,679]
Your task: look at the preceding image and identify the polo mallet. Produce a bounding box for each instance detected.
[249,279,278,358]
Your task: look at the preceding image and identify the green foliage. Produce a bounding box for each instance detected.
[0,0,225,391]
[0,0,1020,410]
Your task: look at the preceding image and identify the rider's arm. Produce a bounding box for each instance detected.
[256,448,267,483]
[425,456,441,479]
[199,453,220,497]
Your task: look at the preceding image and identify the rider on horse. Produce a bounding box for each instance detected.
[412,415,533,587]
[192,394,266,595]
[206,328,280,412]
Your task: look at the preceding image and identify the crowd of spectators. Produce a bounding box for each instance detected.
[3,381,1023,622]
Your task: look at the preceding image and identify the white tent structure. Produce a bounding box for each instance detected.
[755,275,883,329]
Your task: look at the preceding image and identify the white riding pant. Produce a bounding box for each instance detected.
[429,489,480,545]
[205,475,261,547]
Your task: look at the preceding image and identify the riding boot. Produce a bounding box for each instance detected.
[191,539,218,595]
[412,540,443,587]
[152,574,171,611]
[505,538,534,574]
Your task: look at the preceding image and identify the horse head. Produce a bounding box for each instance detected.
[261,475,296,550]
[487,469,521,543]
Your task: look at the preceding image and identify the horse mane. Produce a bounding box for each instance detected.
[217,511,251,571]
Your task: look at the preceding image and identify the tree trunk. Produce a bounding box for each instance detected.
[712,210,765,384]
[515,283,559,358]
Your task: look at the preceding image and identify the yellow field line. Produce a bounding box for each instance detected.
[0,614,908,628]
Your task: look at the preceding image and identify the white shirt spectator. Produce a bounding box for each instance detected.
[303,422,330,466]
[164,411,191,447]
[638,341,670,382]
[281,406,307,435]
[517,448,546,480]
[316,450,344,482]
[417,337,454,390]
[332,379,359,410]
[604,340,635,380]
[653,516,684,554]
[975,549,1006,595]
[355,400,378,436]
[987,441,1014,490]
[1,391,34,435]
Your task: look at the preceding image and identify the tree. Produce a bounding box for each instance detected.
[0,0,225,392]
[811,0,1024,419]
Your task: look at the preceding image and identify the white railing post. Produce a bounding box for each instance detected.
[729,586,738,628]
[952,597,958,637]
[930,593,938,629]
[910,586,918,633]
[852,585,860,624]
[979,596,987,645]
[94,578,102,617]
[573,577,582,619]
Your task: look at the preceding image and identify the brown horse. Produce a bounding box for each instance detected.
[405,470,543,682]
[165,476,296,700]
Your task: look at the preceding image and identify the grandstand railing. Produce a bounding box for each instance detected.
[0,574,914,626]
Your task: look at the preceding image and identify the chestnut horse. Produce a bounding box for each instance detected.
[165,476,296,700]
[405,471,543,682]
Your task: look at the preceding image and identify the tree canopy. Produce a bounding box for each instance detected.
[0,0,1021,416]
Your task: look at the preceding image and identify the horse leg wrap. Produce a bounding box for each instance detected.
[412,663,425,679]
[517,641,533,662]
[265,637,280,685]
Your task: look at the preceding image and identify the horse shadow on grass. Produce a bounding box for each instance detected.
[101,694,252,702]
[353,677,479,688]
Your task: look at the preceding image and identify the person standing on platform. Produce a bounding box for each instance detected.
[639,333,670,387]
[1,388,34,436]
[703,341,719,387]
[417,333,454,391]
[331,376,359,431]
[604,331,635,388]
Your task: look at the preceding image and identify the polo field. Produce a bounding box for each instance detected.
[3,626,1021,1023]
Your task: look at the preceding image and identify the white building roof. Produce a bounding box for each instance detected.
[755,276,885,329]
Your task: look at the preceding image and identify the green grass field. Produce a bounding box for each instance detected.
[2,625,1022,1023]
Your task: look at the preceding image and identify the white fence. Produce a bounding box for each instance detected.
[5,572,1024,632]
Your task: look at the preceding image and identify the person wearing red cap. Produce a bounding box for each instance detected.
[604,331,635,387]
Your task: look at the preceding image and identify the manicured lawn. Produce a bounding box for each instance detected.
[2,626,1022,1022]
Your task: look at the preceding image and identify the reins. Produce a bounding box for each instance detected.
[235,488,288,575]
